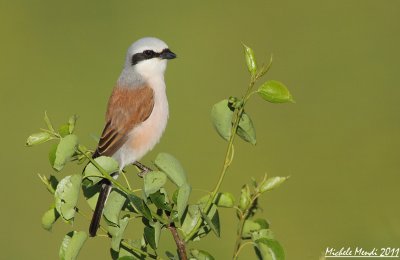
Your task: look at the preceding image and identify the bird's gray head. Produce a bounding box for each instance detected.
[119,37,176,85]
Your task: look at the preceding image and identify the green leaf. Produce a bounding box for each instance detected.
[251,229,275,241]
[144,227,156,250]
[82,157,118,212]
[177,183,191,220]
[251,177,258,188]
[68,115,78,134]
[52,134,78,171]
[254,219,270,230]
[181,205,202,236]
[104,189,127,227]
[118,239,146,259]
[190,249,215,260]
[143,171,167,197]
[200,204,220,237]
[243,44,257,76]
[197,194,210,207]
[239,184,251,211]
[54,175,81,221]
[215,192,235,208]
[49,143,58,168]
[153,222,162,249]
[59,231,88,260]
[108,215,130,252]
[44,111,55,132]
[41,206,60,231]
[26,132,52,146]
[165,251,176,260]
[242,219,265,239]
[149,189,172,211]
[197,192,235,208]
[118,257,136,260]
[81,179,100,211]
[154,153,187,187]
[172,189,179,204]
[83,156,119,186]
[59,124,71,137]
[237,112,256,145]
[147,221,162,250]
[258,80,294,103]
[59,232,72,260]
[259,176,289,193]
[38,174,59,194]
[210,99,234,141]
[253,238,285,260]
[127,194,152,221]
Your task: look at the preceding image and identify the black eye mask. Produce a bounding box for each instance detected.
[131,48,176,66]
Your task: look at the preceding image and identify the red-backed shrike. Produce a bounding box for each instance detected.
[89,37,176,237]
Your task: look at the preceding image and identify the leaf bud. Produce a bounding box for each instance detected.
[26,132,51,146]
[243,44,257,76]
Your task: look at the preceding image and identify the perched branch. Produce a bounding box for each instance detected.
[165,210,187,260]
[168,223,188,260]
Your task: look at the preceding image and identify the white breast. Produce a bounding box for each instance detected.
[113,77,169,170]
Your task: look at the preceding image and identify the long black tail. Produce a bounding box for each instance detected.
[89,179,112,237]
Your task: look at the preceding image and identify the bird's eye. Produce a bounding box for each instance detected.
[143,50,155,57]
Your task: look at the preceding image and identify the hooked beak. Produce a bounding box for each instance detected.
[160,48,177,60]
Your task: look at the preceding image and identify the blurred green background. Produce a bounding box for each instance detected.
[1,0,399,259]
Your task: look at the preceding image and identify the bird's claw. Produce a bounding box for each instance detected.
[133,161,153,177]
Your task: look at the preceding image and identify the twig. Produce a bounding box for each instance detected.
[121,171,132,190]
[168,223,187,260]
[233,214,246,259]
[233,241,256,260]
[233,193,260,259]
[185,77,257,242]
[166,211,188,260]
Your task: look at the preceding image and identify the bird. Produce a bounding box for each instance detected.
[89,37,176,237]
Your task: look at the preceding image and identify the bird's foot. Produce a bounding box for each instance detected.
[133,161,153,177]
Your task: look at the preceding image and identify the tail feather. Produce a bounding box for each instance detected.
[89,179,112,237]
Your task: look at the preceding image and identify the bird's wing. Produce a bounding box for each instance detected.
[93,85,155,158]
